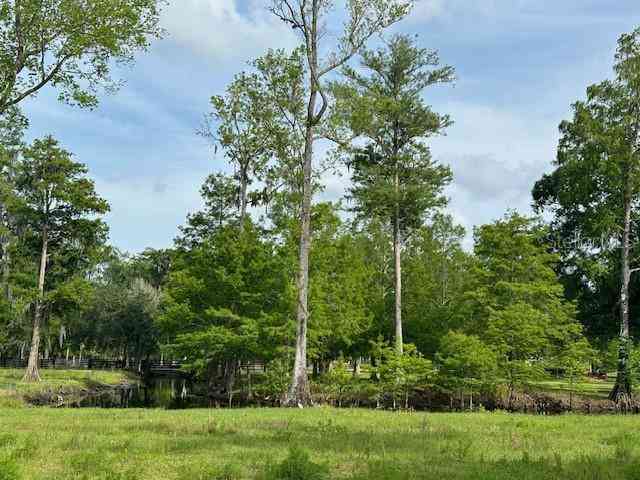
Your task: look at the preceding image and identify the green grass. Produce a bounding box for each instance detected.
[536,377,615,399]
[0,369,135,407]
[1,407,640,479]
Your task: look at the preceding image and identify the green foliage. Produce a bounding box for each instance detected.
[203,52,303,220]
[403,214,473,356]
[254,358,292,403]
[307,204,375,363]
[321,360,356,407]
[0,0,164,112]
[336,34,453,236]
[169,310,260,375]
[533,28,640,399]
[603,339,640,385]
[262,447,328,480]
[377,344,434,408]
[436,331,497,395]
[78,257,160,360]
[486,303,554,390]
[558,337,596,402]
[3,136,110,377]
[160,219,290,378]
[464,213,587,395]
[177,173,239,248]
[12,136,110,260]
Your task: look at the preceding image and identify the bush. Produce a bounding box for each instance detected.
[262,447,329,480]
[376,344,434,409]
[254,358,291,405]
[435,331,498,407]
[321,360,355,407]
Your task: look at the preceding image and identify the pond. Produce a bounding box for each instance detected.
[76,376,211,409]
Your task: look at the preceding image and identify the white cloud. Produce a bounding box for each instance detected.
[96,168,210,252]
[161,0,298,61]
[408,0,508,22]
[428,101,560,244]
[409,0,446,21]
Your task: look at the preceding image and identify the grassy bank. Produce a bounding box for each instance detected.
[1,407,640,479]
[0,369,135,408]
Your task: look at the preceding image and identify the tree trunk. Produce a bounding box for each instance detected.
[285,116,315,406]
[0,234,11,302]
[393,170,403,354]
[239,167,249,227]
[285,0,325,406]
[224,359,237,393]
[23,226,48,382]
[610,180,633,403]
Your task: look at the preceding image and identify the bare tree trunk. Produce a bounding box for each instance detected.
[0,235,10,301]
[393,170,403,354]
[226,360,237,408]
[23,226,48,382]
[610,182,633,402]
[285,116,315,407]
[284,0,328,408]
[239,167,249,227]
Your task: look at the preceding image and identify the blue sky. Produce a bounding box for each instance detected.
[19,0,640,252]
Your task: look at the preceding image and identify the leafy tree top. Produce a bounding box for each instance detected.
[0,0,164,112]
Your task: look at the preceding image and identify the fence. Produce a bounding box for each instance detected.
[0,357,127,370]
[0,357,267,377]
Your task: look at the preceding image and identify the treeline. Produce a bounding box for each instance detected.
[0,0,640,409]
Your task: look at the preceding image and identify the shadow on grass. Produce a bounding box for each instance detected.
[350,454,640,480]
[103,417,640,479]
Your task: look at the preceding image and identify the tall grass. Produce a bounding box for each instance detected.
[1,408,640,479]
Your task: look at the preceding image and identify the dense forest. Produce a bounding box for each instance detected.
[1,0,640,411]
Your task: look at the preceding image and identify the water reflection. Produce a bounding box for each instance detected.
[77,377,209,409]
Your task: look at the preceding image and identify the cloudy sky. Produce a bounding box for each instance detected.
[19,0,640,252]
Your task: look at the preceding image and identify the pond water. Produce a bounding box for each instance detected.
[77,376,210,409]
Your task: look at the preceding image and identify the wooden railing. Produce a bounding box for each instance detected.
[0,357,267,377]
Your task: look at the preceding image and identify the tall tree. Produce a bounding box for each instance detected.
[80,268,160,366]
[336,35,454,353]
[160,221,289,399]
[403,214,473,357]
[0,0,163,113]
[252,48,307,212]
[0,106,28,302]
[468,213,584,405]
[533,28,640,403]
[268,0,411,405]
[203,72,276,223]
[12,136,109,381]
[177,173,239,249]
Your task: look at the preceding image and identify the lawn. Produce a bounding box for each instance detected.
[536,377,615,399]
[1,407,640,479]
[0,369,135,408]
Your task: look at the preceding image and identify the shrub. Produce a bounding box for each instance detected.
[322,360,355,407]
[376,344,434,409]
[435,331,498,408]
[262,447,329,480]
[254,358,291,405]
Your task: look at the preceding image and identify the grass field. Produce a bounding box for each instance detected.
[537,377,615,399]
[1,407,640,479]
